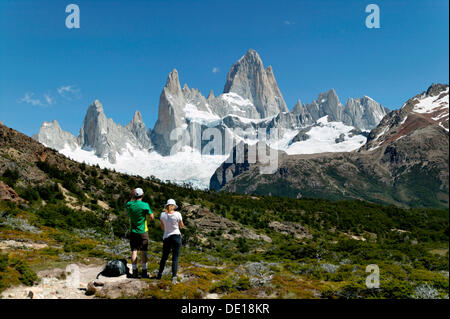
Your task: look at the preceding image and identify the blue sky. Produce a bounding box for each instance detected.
[0,0,448,137]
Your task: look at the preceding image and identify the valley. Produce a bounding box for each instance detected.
[0,122,448,299]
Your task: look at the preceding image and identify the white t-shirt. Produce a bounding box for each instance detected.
[160,211,183,239]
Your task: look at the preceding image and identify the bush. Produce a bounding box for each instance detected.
[379,279,414,299]
[9,259,38,286]
[235,276,251,291]
[18,187,40,202]
[210,277,235,293]
[63,242,95,253]
[1,168,20,187]
[0,254,8,272]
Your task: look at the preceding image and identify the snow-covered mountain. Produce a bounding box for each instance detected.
[34,49,388,189]
[362,83,449,152]
[210,83,449,208]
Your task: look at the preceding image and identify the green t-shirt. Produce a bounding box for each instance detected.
[126,200,152,234]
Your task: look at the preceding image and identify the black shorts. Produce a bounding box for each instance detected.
[130,232,149,251]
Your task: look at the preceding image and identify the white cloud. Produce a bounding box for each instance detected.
[19,92,44,106]
[57,85,81,99]
[44,94,54,105]
[212,67,219,74]
[284,20,294,25]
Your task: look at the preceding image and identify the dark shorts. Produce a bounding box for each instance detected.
[130,232,149,251]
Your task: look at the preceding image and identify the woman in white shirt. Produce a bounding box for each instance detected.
[157,199,184,284]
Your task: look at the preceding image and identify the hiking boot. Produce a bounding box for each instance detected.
[171,277,178,285]
[141,270,150,279]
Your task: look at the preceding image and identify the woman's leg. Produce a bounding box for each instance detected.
[171,235,182,278]
[158,238,171,278]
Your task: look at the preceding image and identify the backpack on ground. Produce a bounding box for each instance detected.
[96,259,129,279]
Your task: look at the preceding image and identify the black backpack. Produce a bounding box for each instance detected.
[96,259,129,279]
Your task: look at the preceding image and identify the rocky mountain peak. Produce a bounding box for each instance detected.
[426,83,448,97]
[304,89,345,123]
[292,99,304,114]
[362,83,448,153]
[33,119,78,151]
[223,49,288,118]
[165,69,182,95]
[131,110,143,124]
[326,89,340,103]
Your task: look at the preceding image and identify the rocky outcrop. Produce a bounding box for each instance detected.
[0,180,24,203]
[94,279,149,299]
[182,203,272,243]
[268,221,312,240]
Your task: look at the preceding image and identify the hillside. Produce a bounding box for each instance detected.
[0,123,448,299]
[211,84,449,209]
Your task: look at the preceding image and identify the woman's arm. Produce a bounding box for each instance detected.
[179,220,184,230]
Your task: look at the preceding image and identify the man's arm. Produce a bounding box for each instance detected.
[147,210,155,221]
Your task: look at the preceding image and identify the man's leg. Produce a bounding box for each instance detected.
[140,232,149,278]
[157,238,171,279]
[141,251,149,278]
[131,249,139,278]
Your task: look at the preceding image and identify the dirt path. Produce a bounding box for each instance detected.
[1,263,136,299]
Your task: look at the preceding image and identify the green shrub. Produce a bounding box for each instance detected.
[1,168,20,187]
[379,279,414,299]
[210,277,235,293]
[9,259,38,286]
[63,242,95,253]
[235,276,251,291]
[0,254,8,272]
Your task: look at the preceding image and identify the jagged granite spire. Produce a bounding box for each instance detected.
[344,96,387,130]
[77,100,152,163]
[223,49,288,118]
[151,69,190,155]
[292,99,304,114]
[33,119,78,151]
[127,110,153,150]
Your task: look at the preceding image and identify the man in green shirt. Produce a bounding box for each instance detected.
[126,188,154,278]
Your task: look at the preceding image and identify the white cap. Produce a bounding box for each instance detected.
[165,199,178,209]
[134,188,144,197]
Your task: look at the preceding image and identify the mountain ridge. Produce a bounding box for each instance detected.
[34,49,389,187]
[210,83,449,209]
